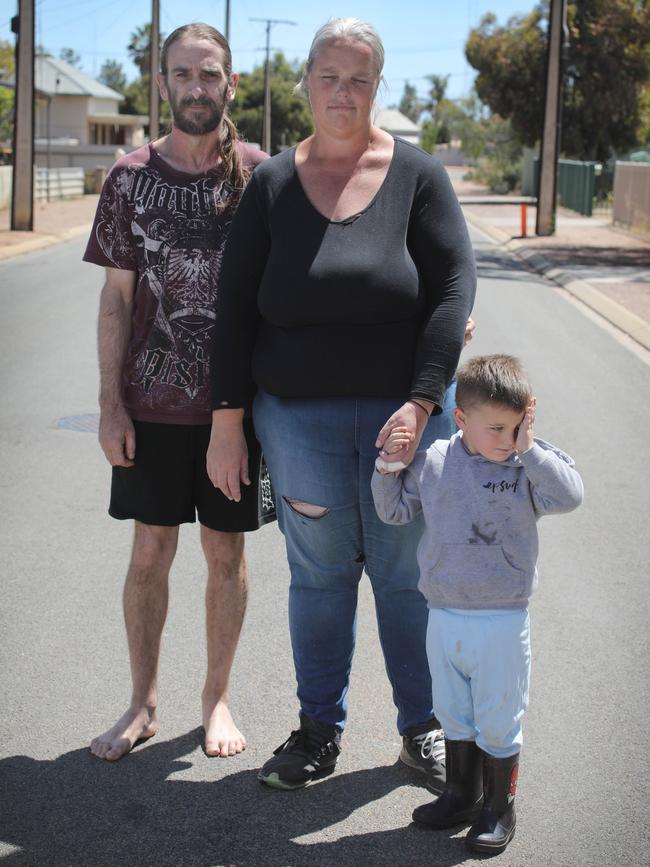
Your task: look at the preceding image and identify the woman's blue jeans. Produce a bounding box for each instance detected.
[253,385,457,735]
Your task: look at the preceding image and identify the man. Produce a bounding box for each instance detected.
[83,23,268,761]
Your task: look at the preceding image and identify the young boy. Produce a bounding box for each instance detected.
[371,355,583,855]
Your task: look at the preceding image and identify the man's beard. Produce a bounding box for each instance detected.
[169,87,228,136]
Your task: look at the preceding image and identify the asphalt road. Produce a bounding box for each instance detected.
[1,229,649,866]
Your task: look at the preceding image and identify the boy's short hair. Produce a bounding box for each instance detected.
[455,355,532,412]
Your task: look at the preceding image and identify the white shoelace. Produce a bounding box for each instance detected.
[413,729,445,762]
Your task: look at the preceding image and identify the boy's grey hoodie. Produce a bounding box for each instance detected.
[371,432,583,610]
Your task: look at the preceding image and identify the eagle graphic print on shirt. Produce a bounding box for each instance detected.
[83,142,265,425]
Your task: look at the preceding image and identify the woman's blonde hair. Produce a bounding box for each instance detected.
[160,23,249,194]
[295,17,385,100]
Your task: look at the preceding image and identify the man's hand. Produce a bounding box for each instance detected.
[206,410,250,502]
[97,267,136,467]
[99,405,136,467]
[515,397,536,454]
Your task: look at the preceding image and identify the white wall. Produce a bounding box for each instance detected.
[88,97,121,115]
[34,141,133,170]
[35,96,89,143]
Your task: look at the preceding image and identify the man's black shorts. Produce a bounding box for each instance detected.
[109,419,272,532]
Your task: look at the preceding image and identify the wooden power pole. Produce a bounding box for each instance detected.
[149,0,160,141]
[11,0,35,231]
[536,0,568,236]
[250,17,296,154]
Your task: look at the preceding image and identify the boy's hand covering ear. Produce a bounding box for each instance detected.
[515,397,536,454]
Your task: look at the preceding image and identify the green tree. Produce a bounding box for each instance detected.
[418,74,453,143]
[397,81,421,123]
[99,59,127,94]
[0,40,14,78]
[465,1,650,160]
[122,23,168,127]
[230,52,313,153]
[424,74,449,115]
[120,76,170,130]
[59,47,82,68]
[127,23,165,77]
[638,85,650,148]
[471,114,523,193]
[0,40,15,145]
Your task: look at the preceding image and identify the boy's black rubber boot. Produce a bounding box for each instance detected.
[399,719,446,794]
[465,751,519,854]
[412,739,484,829]
[257,714,341,790]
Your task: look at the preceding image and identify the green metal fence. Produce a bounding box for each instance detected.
[533,158,598,217]
[558,160,596,216]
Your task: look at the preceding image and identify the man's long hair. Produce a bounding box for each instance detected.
[160,23,249,194]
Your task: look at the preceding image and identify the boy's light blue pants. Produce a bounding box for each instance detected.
[426,607,531,758]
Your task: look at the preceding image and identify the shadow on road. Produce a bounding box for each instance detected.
[0,730,474,866]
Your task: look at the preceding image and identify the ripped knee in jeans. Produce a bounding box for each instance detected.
[283,497,330,519]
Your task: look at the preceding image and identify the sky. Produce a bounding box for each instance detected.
[1,0,538,104]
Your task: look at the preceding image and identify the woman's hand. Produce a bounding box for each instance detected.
[464,317,476,347]
[375,401,432,468]
[206,410,250,502]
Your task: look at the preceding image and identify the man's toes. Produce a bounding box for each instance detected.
[205,738,240,757]
[204,739,220,756]
[105,748,123,761]
[91,740,108,759]
[105,738,131,761]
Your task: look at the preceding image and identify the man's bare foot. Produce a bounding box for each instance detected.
[90,705,158,761]
[202,697,246,757]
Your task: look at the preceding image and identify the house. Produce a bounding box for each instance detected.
[374,108,421,146]
[33,55,147,148]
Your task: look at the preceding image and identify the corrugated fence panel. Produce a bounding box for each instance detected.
[34,167,84,201]
[558,160,595,217]
[613,162,650,238]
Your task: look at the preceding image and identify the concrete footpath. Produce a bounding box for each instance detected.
[0,195,99,260]
[1,170,649,351]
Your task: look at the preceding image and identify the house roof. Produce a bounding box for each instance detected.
[34,55,123,99]
[374,108,421,133]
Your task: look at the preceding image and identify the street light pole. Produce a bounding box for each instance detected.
[225,0,230,42]
[250,17,296,154]
[536,0,569,236]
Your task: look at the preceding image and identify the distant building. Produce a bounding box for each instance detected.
[374,108,421,146]
[32,55,147,147]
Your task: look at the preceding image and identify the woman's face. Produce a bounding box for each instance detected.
[306,38,380,137]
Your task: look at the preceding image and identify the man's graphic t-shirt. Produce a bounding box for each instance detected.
[83,141,266,424]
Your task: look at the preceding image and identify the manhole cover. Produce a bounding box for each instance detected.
[55,414,99,433]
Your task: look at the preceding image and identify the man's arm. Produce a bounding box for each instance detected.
[97,266,137,467]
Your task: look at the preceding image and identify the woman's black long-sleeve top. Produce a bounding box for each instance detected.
[210,137,476,412]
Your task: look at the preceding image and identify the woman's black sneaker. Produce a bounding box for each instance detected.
[258,714,341,790]
[399,724,446,794]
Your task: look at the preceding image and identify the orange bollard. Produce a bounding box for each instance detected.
[521,203,527,238]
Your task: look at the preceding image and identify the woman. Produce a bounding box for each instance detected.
[207,18,476,790]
